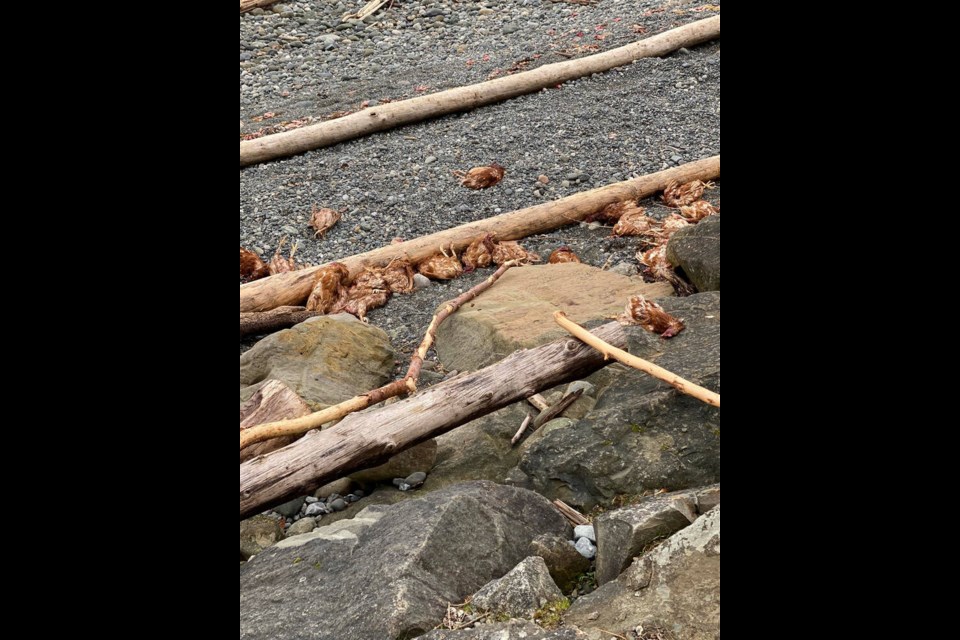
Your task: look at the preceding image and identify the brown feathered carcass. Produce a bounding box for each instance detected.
[617,294,685,338]
[662,180,715,208]
[267,237,303,275]
[548,246,581,264]
[677,200,719,222]
[462,233,497,272]
[309,205,343,239]
[418,245,464,280]
[492,240,541,266]
[612,208,656,237]
[585,201,642,225]
[240,247,270,283]
[332,284,390,323]
[454,163,506,189]
[638,243,695,296]
[306,262,350,313]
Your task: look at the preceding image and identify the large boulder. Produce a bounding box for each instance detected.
[420,620,588,639]
[529,533,592,592]
[566,506,721,640]
[435,262,673,372]
[595,485,719,584]
[239,313,396,409]
[240,481,570,640]
[512,293,720,510]
[667,215,720,292]
[471,556,564,618]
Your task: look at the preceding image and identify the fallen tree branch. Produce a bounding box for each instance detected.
[510,414,533,446]
[240,380,312,462]
[240,157,720,312]
[553,499,590,526]
[240,16,719,166]
[532,389,584,429]
[240,306,318,338]
[554,311,720,408]
[239,260,521,450]
[240,322,629,517]
[240,0,281,14]
[526,394,550,412]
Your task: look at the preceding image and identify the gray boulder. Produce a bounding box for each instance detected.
[566,506,721,640]
[529,533,591,592]
[239,314,396,409]
[667,215,720,292]
[240,481,570,640]
[513,293,720,511]
[472,556,564,618]
[420,620,588,639]
[284,517,317,537]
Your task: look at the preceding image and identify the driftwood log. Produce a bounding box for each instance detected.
[239,380,313,463]
[240,306,318,338]
[240,321,628,518]
[240,0,281,13]
[240,157,720,312]
[240,16,720,166]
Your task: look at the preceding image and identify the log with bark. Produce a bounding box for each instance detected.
[240,0,281,13]
[239,306,319,339]
[239,380,313,463]
[240,16,720,166]
[239,157,720,312]
[239,321,628,518]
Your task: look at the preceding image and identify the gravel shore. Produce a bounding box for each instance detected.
[240,0,720,360]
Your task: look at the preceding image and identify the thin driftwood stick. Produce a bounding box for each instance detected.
[527,394,550,412]
[532,389,584,429]
[240,322,629,517]
[240,157,720,312]
[240,0,281,13]
[554,311,720,408]
[239,260,522,450]
[553,499,590,526]
[510,414,533,446]
[240,306,319,338]
[240,17,719,166]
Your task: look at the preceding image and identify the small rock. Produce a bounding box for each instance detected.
[304,496,319,504]
[286,517,318,536]
[538,174,549,184]
[353,489,365,499]
[274,496,305,519]
[413,274,431,290]
[425,155,438,164]
[393,477,406,487]
[573,524,596,542]
[566,381,596,397]
[479,7,495,15]
[330,498,348,512]
[503,23,520,34]
[304,502,327,517]
[404,471,427,487]
[575,537,597,559]
[610,262,636,276]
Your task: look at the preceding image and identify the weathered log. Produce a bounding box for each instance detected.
[239,306,318,338]
[240,0,281,14]
[239,380,312,463]
[239,321,628,518]
[240,157,721,312]
[240,16,720,166]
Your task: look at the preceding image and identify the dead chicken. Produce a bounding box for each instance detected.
[662,180,715,208]
[548,246,581,264]
[612,208,656,237]
[267,237,302,275]
[585,201,642,224]
[678,199,719,222]
[492,240,541,266]
[454,162,506,189]
[418,244,464,280]
[618,294,686,338]
[643,214,690,244]
[240,247,270,282]
[638,244,695,296]
[381,258,417,294]
[306,262,350,313]
[332,284,390,323]
[309,205,343,239]
[462,233,497,272]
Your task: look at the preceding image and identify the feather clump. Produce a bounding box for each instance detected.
[267,237,303,275]
[586,201,642,224]
[662,180,714,208]
[306,263,350,313]
[462,233,497,272]
[612,208,656,237]
[617,294,685,338]
[418,245,464,280]
[454,162,506,189]
[548,246,581,264]
[309,206,343,239]
[240,247,270,283]
[492,240,541,266]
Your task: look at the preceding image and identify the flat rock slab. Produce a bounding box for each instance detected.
[472,556,564,618]
[240,481,569,640]
[567,506,721,640]
[420,620,588,639]
[239,313,396,410]
[435,262,673,372]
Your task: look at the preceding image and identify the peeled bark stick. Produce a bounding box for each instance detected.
[239,260,521,450]
[240,157,720,312]
[553,499,590,527]
[240,321,628,518]
[527,394,550,412]
[532,389,584,429]
[510,414,533,446]
[240,380,312,463]
[240,16,720,166]
[554,311,721,408]
[240,0,281,13]
[239,306,318,339]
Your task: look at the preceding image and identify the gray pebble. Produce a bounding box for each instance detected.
[425,155,438,164]
[575,537,597,559]
[574,524,596,542]
[404,471,427,487]
[304,496,319,503]
[330,498,348,511]
[413,274,431,289]
[304,502,327,517]
[286,517,318,536]
[566,381,596,398]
